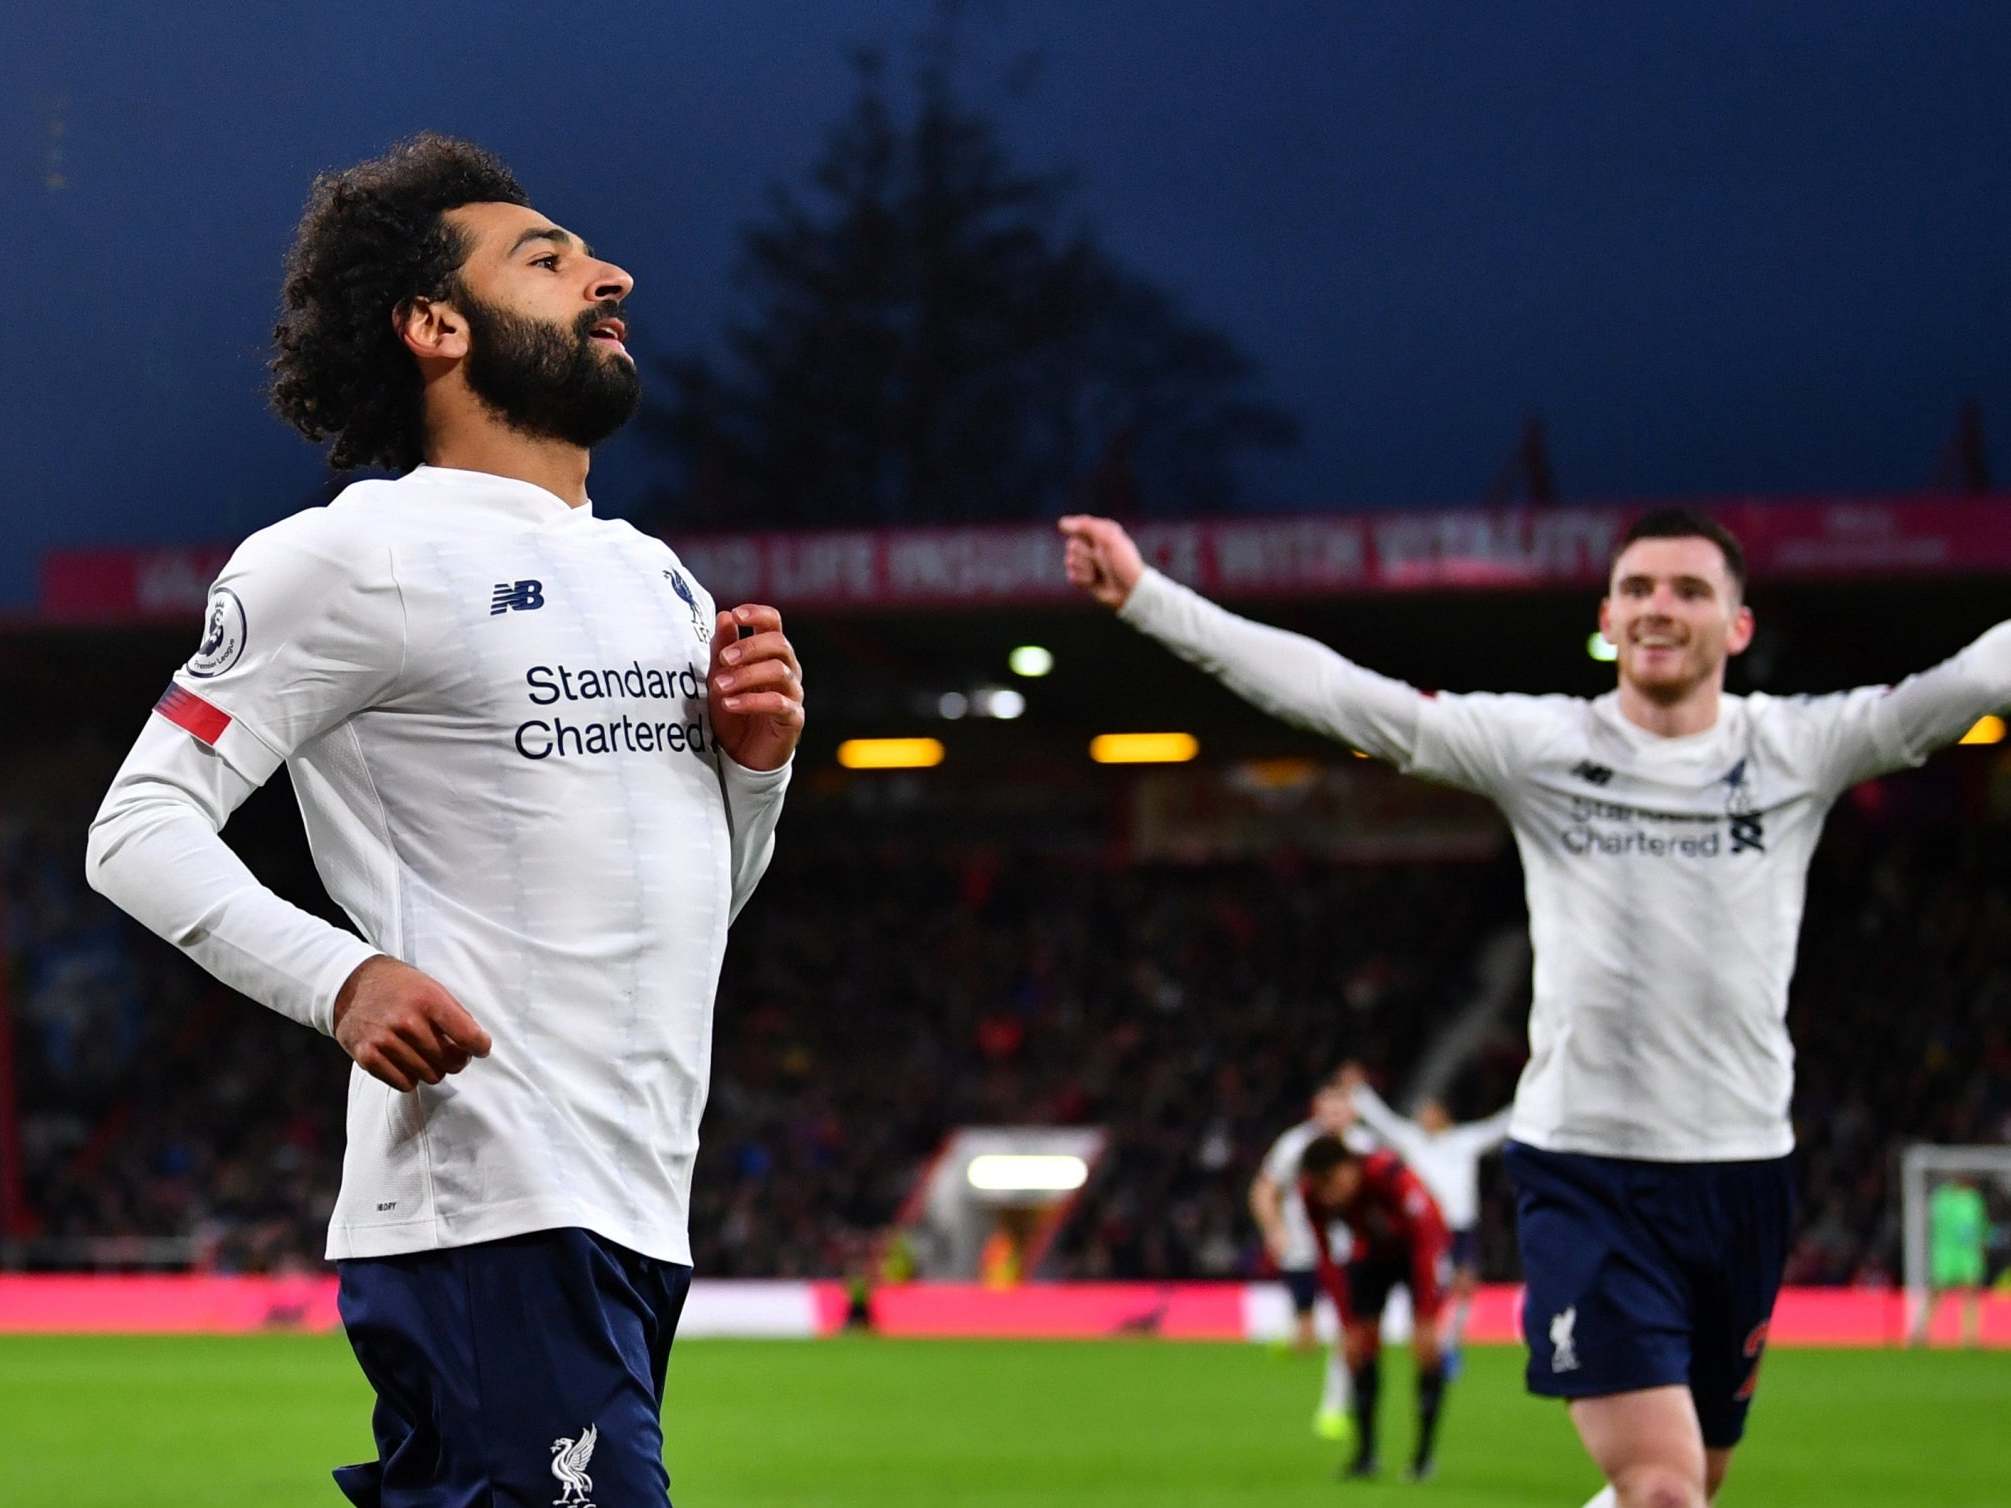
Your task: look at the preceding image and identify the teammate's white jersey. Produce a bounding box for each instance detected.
[1349,1083,1509,1230]
[1260,1117,1376,1268]
[87,466,791,1263]
[1123,568,2011,1162]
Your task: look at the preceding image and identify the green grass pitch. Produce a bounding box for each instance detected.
[2,1337,2005,1505]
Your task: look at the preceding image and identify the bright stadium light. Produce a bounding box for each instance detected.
[966,1154,1089,1192]
[1008,644,1055,678]
[1960,714,2006,745]
[837,738,946,770]
[1587,632,1619,663]
[937,691,970,720]
[1090,732,1199,764]
[977,687,1027,720]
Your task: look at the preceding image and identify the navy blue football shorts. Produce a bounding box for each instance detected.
[332,1227,693,1506]
[1505,1142,1794,1448]
[1282,1267,1322,1315]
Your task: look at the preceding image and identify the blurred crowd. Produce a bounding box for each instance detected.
[1779,782,2011,1284]
[5,748,2007,1286]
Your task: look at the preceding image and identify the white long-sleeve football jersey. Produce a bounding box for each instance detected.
[88,465,791,1263]
[1349,1083,1511,1230]
[1123,567,2010,1162]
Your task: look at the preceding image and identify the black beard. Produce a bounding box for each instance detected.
[457,291,641,450]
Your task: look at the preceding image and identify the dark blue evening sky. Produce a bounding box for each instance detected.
[6,1,2007,607]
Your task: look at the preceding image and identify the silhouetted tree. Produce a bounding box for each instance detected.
[642,41,1297,527]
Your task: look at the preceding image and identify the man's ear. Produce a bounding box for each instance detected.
[1726,602,1757,657]
[394,295,469,363]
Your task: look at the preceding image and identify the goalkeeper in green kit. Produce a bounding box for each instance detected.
[1915,1176,1989,1347]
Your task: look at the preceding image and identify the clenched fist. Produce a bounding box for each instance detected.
[1058,514,1146,609]
[333,955,492,1093]
[709,603,806,773]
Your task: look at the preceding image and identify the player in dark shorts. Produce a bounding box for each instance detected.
[1300,1133,1453,1482]
[1064,507,2010,1505]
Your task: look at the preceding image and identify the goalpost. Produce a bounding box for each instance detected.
[1899,1142,2011,1344]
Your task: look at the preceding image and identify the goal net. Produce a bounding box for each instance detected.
[1899,1142,2011,1344]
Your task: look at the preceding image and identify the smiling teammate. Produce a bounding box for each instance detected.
[87,136,805,1505]
[1062,507,2010,1506]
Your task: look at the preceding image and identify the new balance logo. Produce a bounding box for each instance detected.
[1571,760,1614,786]
[1549,1307,1580,1373]
[491,580,546,615]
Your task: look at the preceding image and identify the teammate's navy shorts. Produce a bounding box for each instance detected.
[1282,1267,1321,1315]
[1505,1142,1794,1448]
[332,1226,693,1506]
[1448,1227,1479,1271]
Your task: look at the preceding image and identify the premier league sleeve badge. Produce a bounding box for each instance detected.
[186,585,248,678]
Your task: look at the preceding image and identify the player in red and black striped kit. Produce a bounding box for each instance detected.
[1300,1133,1453,1482]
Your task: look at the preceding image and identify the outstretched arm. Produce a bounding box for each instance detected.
[1347,1078,1426,1160]
[1814,620,2011,792]
[1885,619,2011,752]
[1059,515,1427,765]
[1460,1104,1516,1154]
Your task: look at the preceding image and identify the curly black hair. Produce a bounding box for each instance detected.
[269,134,530,473]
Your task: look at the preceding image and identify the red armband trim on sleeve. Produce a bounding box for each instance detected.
[155,684,232,745]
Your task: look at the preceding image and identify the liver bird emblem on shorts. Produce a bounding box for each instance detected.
[549,1422,598,1505]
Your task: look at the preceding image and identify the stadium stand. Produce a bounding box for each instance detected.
[6,737,2006,1288]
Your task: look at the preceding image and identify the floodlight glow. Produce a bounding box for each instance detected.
[1008,645,1055,678]
[1237,757,1318,790]
[1587,632,1619,663]
[1090,732,1199,764]
[837,738,946,770]
[966,1154,1089,1192]
[980,687,1027,720]
[937,692,969,720]
[1960,715,2006,746]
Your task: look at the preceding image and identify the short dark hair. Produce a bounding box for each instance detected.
[1612,508,1748,599]
[1299,1133,1359,1180]
[269,134,530,473]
